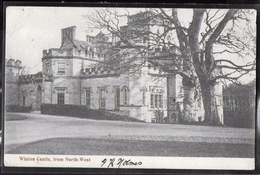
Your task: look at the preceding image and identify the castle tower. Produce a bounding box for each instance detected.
[5,59,22,106]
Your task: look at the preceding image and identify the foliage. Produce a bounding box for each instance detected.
[224,110,254,128]
[153,110,164,123]
[6,105,32,113]
[223,81,255,128]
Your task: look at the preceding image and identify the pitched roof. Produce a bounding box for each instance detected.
[73,39,94,50]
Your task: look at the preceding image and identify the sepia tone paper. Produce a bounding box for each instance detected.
[4,6,256,170]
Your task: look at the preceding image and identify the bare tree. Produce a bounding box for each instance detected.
[20,66,30,76]
[188,9,255,124]
[86,8,256,125]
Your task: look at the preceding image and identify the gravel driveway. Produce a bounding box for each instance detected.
[5,112,254,149]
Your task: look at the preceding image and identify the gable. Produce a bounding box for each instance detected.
[60,39,77,50]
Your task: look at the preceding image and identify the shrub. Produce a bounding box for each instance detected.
[154,110,164,123]
[224,109,254,128]
[41,103,144,122]
[6,105,32,113]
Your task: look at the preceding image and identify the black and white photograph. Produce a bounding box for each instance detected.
[3,6,256,170]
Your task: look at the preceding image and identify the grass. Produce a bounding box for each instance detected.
[5,113,28,121]
[6,137,254,158]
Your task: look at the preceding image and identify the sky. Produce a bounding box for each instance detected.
[5,7,193,74]
[5,7,256,84]
[6,7,99,73]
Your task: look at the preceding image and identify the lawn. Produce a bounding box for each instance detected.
[5,113,28,121]
[6,137,254,158]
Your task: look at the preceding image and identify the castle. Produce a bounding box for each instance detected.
[5,12,224,123]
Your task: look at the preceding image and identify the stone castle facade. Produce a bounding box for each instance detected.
[5,12,224,123]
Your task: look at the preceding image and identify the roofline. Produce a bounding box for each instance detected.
[42,56,101,62]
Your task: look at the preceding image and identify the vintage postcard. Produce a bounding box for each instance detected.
[3,5,256,170]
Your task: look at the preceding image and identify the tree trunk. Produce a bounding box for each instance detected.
[180,75,196,123]
[182,85,195,123]
[200,80,221,125]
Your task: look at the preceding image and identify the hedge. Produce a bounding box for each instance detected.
[41,103,144,122]
[6,105,32,113]
[224,109,255,128]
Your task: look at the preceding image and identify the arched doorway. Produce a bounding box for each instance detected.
[35,85,42,111]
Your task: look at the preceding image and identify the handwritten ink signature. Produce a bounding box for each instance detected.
[101,158,142,168]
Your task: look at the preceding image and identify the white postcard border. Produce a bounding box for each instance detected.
[4,154,255,170]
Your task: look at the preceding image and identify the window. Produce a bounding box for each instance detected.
[155,94,158,108]
[142,90,146,106]
[159,95,163,108]
[150,94,154,108]
[150,92,163,109]
[99,88,106,108]
[229,98,232,111]
[142,87,147,106]
[46,63,51,74]
[85,89,91,107]
[22,95,26,106]
[197,98,201,108]
[233,99,236,111]
[57,89,65,104]
[57,62,66,74]
[85,50,88,57]
[122,87,128,105]
[114,88,120,109]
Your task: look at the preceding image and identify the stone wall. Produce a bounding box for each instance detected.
[80,75,129,110]
[18,83,37,107]
[42,81,52,104]
[128,72,168,122]
[42,53,99,77]
[5,59,22,106]
[5,82,19,106]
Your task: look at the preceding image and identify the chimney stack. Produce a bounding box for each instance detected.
[61,26,76,45]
